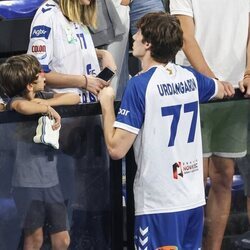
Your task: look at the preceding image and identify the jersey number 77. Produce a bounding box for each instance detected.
[161,101,198,147]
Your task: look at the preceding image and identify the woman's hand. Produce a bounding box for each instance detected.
[85,75,109,96]
[96,49,117,72]
[220,81,235,97]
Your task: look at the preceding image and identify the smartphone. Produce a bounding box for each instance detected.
[97,67,115,82]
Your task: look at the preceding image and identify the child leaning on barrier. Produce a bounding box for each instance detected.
[0,54,80,123]
[0,54,80,250]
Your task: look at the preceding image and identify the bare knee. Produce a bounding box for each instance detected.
[210,156,235,189]
[24,228,43,250]
[51,231,70,250]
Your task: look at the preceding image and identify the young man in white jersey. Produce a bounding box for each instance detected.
[170,1,250,249]
[98,12,227,249]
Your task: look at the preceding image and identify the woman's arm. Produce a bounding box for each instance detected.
[96,49,117,72]
[45,71,109,96]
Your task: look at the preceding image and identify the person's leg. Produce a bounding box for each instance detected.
[204,156,234,250]
[50,231,70,250]
[23,227,43,250]
[203,157,209,187]
[203,101,248,250]
[247,197,250,226]
[238,155,250,227]
[13,188,46,250]
[46,185,70,250]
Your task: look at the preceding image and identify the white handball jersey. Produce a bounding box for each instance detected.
[27,0,100,103]
[114,64,217,215]
[170,0,250,87]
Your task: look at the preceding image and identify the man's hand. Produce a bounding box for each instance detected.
[221,81,235,97]
[239,78,250,97]
[98,86,115,105]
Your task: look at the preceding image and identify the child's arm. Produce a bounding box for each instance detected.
[11,100,61,130]
[31,93,80,106]
[11,99,51,115]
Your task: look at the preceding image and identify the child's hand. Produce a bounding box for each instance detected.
[47,106,61,130]
[0,103,5,112]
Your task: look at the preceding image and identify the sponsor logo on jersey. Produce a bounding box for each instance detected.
[31,25,51,39]
[31,40,47,60]
[156,246,178,250]
[173,159,199,179]
[173,162,183,179]
[157,78,197,96]
[182,159,198,174]
[118,108,130,116]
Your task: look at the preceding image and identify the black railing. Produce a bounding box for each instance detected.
[0,91,248,250]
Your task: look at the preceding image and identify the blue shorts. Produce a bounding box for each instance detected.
[134,206,203,250]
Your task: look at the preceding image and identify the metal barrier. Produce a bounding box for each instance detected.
[0,90,249,250]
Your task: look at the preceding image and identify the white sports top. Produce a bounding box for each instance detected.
[115,63,217,215]
[170,0,250,86]
[27,0,100,103]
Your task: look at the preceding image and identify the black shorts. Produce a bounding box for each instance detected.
[13,185,68,234]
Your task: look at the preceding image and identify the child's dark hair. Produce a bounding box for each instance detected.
[0,54,41,98]
[137,12,183,64]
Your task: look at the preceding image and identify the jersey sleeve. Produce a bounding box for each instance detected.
[114,77,146,135]
[170,0,193,17]
[27,6,54,73]
[184,66,217,103]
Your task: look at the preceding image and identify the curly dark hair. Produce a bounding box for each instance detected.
[0,54,41,98]
[137,12,183,64]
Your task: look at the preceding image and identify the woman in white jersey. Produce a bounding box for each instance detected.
[28,0,116,103]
